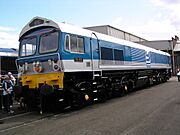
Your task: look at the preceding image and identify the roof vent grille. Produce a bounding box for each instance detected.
[29,19,44,27]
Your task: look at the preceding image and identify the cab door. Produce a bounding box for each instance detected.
[90,33,101,79]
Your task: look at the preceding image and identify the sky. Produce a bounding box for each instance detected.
[0,0,180,48]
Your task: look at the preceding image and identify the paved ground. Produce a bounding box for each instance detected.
[1,77,180,135]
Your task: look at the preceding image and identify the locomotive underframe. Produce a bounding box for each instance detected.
[18,68,171,112]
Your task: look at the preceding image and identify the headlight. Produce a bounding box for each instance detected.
[18,65,25,73]
[33,61,43,73]
[52,60,61,71]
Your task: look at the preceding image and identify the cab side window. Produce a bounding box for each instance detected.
[70,35,77,52]
[65,34,85,53]
[77,37,84,53]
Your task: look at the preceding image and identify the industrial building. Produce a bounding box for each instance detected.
[0,48,18,75]
[84,25,147,42]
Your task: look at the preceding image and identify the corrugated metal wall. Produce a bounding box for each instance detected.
[108,27,125,39]
[85,25,147,42]
[84,26,108,35]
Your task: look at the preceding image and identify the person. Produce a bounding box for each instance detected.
[177,69,180,82]
[2,75,14,114]
[0,76,4,123]
[8,72,16,85]
[7,72,16,107]
[0,75,3,110]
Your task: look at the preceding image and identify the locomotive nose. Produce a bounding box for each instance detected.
[21,72,64,89]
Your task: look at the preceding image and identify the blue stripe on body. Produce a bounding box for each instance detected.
[131,47,146,62]
[150,52,170,64]
[18,31,171,66]
[17,53,59,64]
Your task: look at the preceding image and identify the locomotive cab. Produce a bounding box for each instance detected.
[17,18,66,111]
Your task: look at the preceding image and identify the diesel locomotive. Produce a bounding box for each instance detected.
[16,17,171,112]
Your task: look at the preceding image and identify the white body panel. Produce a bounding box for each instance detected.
[62,60,171,72]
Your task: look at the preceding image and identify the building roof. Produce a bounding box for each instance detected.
[0,48,18,56]
[0,48,17,52]
[137,40,173,51]
[174,41,180,52]
[84,25,148,42]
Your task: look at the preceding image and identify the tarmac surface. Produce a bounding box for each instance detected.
[1,77,180,135]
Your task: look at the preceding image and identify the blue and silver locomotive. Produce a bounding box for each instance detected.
[16,17,171,111]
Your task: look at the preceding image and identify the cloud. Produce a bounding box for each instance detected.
[0,26,19,49]
[0,26,16,32]
[149,0,180,29]
[111,17,123,26]
[127,19,178,40]
[110,0,180,40]
[150,0,180,6]
[111,17,180,40]
[149,0,180,39]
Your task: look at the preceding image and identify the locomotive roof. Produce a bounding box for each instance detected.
[58,22,170,56]
[20,17,170,57]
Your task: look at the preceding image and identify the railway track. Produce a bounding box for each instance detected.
[0,111,56,133]
[0,105,75,133]
[0,79,172,134]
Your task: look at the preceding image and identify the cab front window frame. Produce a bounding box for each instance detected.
[39,31,59,54]
[19,36,37,57]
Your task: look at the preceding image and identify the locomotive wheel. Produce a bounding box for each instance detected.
[122,85,128,96]
[67,87,85,110]
[71,92,85,110]
[39,94,53,113]
[19,97,27,110]
[74,81,93,104]
[97,89,107,103]
[128,80,135,92]
[25,90,38,111]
